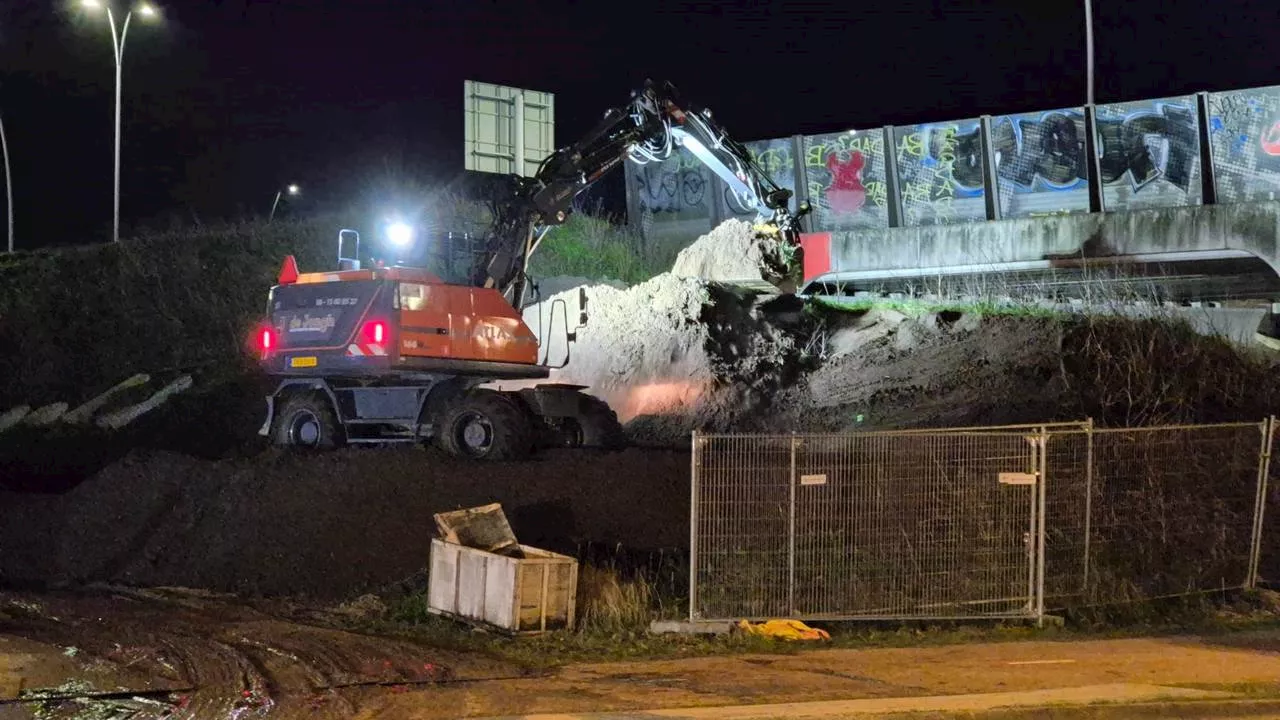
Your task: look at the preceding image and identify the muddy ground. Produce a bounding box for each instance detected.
[0,587,528,718]
[3,587,1280,719]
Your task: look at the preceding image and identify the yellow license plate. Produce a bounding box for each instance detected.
[289,356,318,368]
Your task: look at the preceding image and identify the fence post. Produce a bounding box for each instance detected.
[1248,417,1274,588]
[1083,417,1095,599]
[788,432,798,616]
[1036,426,1049,627]
[689,430,700,621]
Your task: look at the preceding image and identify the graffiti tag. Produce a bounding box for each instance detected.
[1096,103,1198,192]
[992,111,1088,189]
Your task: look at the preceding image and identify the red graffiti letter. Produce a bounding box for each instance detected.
[826,151,866,215]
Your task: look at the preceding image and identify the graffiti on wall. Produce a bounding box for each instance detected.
[622,82,1280,246]
[991,108,1090,218]
[802,129,890,230]
[1208,85,1280,204]
[722,137,799,219]
[626,147,715,217]
[893,119,986,226]
[1095,96,1202,211]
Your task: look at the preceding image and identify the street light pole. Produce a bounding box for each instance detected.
[0,114,12,253]
[269,184,300,223]
[107,6,130,244]
[1084,0,1095,107]
[83,1,157,244]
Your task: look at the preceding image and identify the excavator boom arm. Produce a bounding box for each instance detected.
[473,80,808,303]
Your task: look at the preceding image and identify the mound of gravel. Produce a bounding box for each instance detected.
[0,446,690,599]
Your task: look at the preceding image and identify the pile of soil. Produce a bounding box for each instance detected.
[0,446,689,600]
[669,218,785,283]
[769,309,1069,432]
[519,220,808,444]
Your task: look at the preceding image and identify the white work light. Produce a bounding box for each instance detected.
[386,222,414,247]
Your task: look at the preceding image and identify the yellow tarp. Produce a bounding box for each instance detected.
[737,619,831,641]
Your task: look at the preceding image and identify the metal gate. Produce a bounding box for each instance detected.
[690,428,1047,622]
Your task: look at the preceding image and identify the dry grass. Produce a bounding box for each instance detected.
[575,564,655,633]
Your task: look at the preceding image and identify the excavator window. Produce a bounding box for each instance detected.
[398,282,428,311]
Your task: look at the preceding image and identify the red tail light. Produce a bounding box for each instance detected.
[259,327,276,352]
[361,320,386,344]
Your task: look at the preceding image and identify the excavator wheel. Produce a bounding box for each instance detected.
[571,394,627,451]
[437,389,534,461]
[273,391,344,450]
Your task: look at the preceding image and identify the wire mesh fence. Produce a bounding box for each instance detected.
[1080,423,1265,605]
[690,418,1278,623]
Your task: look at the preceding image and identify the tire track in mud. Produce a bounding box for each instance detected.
[2,589,516,718]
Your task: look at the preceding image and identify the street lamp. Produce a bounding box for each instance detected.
[269,184,300,223]
[0,113,12,253]
[81,0,161,244]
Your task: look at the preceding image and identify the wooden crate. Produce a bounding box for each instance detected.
[427,538,578,634]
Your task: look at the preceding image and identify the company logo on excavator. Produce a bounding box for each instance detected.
[288,314,337,334]
[473,324,535,345]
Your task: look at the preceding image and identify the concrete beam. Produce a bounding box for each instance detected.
[815,200,1280,285]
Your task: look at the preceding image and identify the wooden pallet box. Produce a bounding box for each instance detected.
[427,537,578,633]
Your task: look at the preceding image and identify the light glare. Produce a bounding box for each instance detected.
[82,0,103,9]
[286,184,299,195]
[386,222,413,247]
[137,3,157,17]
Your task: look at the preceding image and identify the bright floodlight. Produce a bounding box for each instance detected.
[82,0,103,9]
[286,184,299,195]
[387,222,413,247]
[137,3,157,17]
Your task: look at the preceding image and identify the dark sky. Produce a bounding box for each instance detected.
[1,0,1277,248]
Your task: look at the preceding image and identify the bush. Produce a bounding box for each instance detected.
[0,218,340,408]
[1061,315,1280,427]
[527,212,666,284]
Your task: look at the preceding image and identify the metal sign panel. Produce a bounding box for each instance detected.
[463,80,555,177]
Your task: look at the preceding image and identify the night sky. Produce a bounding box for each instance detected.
[1,0,1277,248]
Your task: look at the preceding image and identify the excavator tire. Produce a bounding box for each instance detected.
[273,391,344,450]
[437,389,534,461]
[575,394,627,451]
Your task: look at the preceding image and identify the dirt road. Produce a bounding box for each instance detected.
[3,588,1280,719]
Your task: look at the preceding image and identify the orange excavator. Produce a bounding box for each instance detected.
[253,80,809,460]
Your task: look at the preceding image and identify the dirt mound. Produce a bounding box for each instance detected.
[669,218,785,283]
[0,446,689,600]
[516,221,811,445]
[772,311,1068,432]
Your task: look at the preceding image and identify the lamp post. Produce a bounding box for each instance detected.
[269,184,300,223]
[81,0,159,244]
[1084,0,1095,107]
[0,113,11,253]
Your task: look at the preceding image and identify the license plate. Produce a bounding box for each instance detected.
[289,356,318,368]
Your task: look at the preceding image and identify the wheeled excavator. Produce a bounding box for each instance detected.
[253,79,810,461]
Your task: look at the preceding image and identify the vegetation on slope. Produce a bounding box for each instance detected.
[0,199,663,409]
